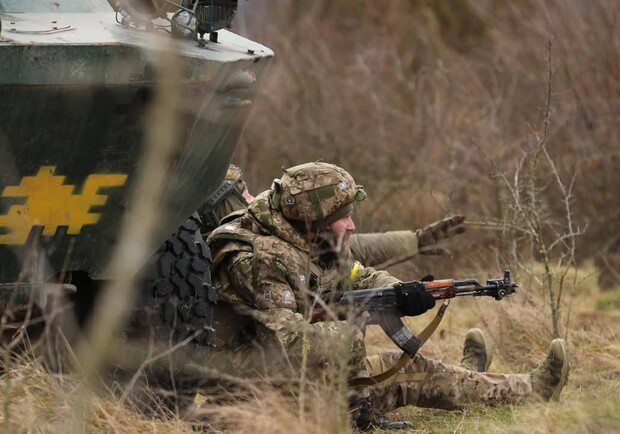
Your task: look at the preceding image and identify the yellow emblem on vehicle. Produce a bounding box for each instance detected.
[0,166,127,245]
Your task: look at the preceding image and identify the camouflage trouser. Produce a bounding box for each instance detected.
[203,314,370,388]
[367,350,533,412]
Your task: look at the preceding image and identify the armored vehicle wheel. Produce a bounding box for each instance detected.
[120,212,216,411]
[1,213,216,411]
[131,212,216,346]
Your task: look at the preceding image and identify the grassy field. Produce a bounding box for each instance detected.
[365,262,620,433]
[2,1,618,432]
[1,263,618,433]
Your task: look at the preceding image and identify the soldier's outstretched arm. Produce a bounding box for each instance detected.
[350,231,419,268]
[350,215,466,268]
[415,215,466,250]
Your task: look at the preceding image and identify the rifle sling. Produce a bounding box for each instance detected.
[349,300,449,388]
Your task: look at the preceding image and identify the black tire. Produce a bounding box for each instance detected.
[122,212,216,410]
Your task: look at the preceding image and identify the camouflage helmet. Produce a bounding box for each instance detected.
[273,162,366,231]
[198,164,247,232]
[225,164,247,195]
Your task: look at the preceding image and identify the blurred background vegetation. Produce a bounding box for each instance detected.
[2,2,619,432]
[231,0,620,288]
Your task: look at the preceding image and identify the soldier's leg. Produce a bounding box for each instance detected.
[368,350,532,413]
[368,339,568,413]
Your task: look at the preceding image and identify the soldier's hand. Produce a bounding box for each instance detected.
[396,286,436,317]
[416,215,466,249]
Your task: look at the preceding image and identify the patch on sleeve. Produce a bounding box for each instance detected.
[350,260,364,281]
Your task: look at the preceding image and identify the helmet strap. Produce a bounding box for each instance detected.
[288,203,354,233]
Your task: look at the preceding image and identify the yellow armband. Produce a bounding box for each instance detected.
[350,260,364,281]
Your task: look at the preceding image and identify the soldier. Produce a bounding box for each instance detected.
[200,163,467,268]
[197,164,255,232]
[206,162,569,430]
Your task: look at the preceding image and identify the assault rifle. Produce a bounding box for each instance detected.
[311,270,518,359]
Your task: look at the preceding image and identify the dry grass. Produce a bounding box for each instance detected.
[363,265,620,433]
[1,263,618,433]
[0,357,194,433]
[188,385,350,434]
[235,0,620,276]
[2,1,619,432]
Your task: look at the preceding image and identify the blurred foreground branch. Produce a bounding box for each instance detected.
[65,40,183,432]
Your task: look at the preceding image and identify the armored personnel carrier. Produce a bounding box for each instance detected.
[0,0,272,404]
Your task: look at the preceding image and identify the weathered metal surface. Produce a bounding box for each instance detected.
[0,0,273,284]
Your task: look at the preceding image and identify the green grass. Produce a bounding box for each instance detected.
[596,290,620,311]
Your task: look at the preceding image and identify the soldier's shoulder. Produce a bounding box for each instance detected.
[207,213,253,242]
[208,233,253,270]
[209,219,243,238]
[220,209,246,225]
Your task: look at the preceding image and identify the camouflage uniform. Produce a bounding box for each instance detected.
[351,214,467,267]
[207,190,393,384]
[367,351,531,412]
[206,162,536,413]
[350,231,419,268]
[203,164,460,267]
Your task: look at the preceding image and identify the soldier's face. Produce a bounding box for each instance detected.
[327,214,356,252]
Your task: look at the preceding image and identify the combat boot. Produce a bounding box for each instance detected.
[460,328,492,372]
[530,338,569,401]
[350,398,413,431]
